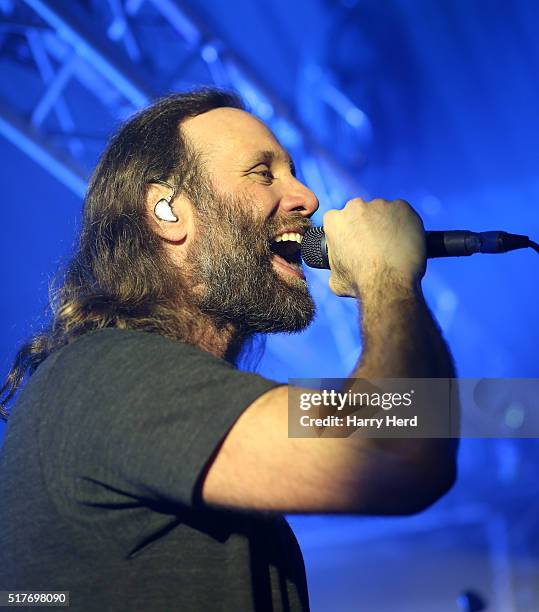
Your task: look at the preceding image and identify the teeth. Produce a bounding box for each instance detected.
[274,232,302,243]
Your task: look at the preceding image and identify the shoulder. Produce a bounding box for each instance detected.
[51,328,230,374]
[28,328,232,411]
[63,327,210,356]
[40,328,274,404]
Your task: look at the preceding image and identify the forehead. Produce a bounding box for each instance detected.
[181,107,287,164]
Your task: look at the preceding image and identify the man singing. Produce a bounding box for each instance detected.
[0,89,457,611]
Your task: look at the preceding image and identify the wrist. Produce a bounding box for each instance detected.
[355,268,424,305]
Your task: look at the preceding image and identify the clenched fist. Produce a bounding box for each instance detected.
[323,198,426,298]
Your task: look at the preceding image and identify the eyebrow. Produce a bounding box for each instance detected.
[246,150,296,177]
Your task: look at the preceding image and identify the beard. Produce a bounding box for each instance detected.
[184,186,316,335]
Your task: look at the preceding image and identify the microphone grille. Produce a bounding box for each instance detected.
[301,227,330,269]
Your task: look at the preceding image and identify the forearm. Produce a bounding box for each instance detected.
[353,273,456,379]
[340,272,457,513]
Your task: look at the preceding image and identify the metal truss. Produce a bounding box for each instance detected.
[0,0,370,202]
[0,0,373,367]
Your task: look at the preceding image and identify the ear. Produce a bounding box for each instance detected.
[145,182,190,243]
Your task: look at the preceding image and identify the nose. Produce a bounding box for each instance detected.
[279,178,319,218]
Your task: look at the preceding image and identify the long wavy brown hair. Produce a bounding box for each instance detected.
[0,88,244,422]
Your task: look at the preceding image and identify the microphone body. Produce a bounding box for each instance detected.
[300,228,531,269]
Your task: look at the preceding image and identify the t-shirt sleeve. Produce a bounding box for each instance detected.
[39,329,281,509]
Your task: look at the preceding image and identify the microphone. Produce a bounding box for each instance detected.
[300,228,535,269]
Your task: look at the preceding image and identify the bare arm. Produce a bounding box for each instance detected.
[200,199,458,515]
[337,274,458,513]
[355,274,455,380]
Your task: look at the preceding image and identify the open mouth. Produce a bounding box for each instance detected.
[269,231,304,277]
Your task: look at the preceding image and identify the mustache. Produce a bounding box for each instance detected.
[263,216,314,242]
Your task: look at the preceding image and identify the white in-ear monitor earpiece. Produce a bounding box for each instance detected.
[149,178,179,222]
[154,198,179,222]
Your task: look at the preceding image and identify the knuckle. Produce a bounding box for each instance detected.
[345,197,365,208]
[393,198,410,207]
[394,198,415,215]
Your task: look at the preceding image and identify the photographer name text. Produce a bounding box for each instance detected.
[300,414,418,428]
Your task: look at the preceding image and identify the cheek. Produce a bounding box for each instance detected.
[242,185,279,214]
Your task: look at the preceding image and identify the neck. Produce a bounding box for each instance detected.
[193,317,248,363]
[175,299,250,363]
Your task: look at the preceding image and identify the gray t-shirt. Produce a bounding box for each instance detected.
[0,328,310,611]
